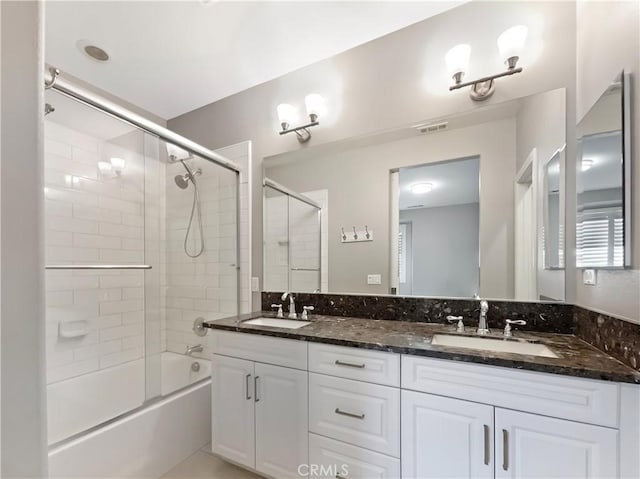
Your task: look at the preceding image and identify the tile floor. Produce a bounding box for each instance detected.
[161,450,260,479]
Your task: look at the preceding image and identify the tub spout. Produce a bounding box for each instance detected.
[186,344,203,356]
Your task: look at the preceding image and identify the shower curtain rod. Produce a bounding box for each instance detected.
[263,177,322,209]
[44,67,240,173]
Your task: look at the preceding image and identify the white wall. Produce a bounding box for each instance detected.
[0,1,48,476]
[575,0,640,322]
[266,118,516,299]
[400,203,479,297]
[167,1,577,306]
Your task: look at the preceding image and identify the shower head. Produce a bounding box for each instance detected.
[175,173,191,189]
[174,160,202,189]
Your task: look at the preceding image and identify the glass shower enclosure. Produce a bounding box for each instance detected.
[44,86,239,445]
[263,178,322,293]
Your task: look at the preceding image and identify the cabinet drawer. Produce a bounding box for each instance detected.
[211,330,307,370]
[401,355,619,428]
[309,373,400,457]
[309,433,400,479]
[309,343,400,386]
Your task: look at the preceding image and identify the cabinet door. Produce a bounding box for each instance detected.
[495,408,618,479]
[211,354,255,469]
[255,363,309,479]
[401,390,493,479]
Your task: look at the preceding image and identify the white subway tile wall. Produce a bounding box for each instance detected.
[45,121,148,384]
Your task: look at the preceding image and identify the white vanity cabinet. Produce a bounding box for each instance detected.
[211,332,308,479]
[401,390,494,479]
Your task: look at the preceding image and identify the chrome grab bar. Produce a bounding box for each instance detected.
[46,264,152,270]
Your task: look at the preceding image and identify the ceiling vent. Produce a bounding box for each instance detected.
[413,121,448,134]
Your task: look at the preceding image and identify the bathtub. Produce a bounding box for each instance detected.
[48,352,212,478]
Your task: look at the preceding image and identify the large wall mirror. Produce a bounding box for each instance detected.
[576,71,632,269]
[263,88,567,302]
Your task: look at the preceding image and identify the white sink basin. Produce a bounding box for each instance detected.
[243,317,311,329]
[431,334,558,358]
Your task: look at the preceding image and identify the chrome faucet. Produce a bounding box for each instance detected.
[186,344,203,356]
[477,299,490,335]
[281,292,297,319]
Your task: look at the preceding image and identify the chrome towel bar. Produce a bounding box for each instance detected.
[45,264,152,270]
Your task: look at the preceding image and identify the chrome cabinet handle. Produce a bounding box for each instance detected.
[335,408,365,420]
[254,376,260,402]
[336,475,347,479]
[502,429,509,471]
[335,360,365,369]
[245,374,251,400]
[483,424,490,465]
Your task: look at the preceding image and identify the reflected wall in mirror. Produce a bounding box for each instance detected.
[577,71,631,268]
[391,158,480,298]
[263,88,566,302]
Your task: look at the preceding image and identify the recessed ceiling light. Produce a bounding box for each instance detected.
[83,44,109,62]
[411,182,433,194]
[581,158,594,171]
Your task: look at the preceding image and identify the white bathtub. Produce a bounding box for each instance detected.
[48,352,212,478]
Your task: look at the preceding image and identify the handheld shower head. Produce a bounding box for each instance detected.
[174,173,191,189]
[174,161,202,189]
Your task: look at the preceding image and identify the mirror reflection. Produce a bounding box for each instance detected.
[576,72,630,268]
[263,88,566,302]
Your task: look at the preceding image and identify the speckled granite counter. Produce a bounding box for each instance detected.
[204,312,640,384]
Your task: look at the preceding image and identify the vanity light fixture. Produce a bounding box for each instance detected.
[447,25,528,101]
[581,158,594,171]
[277,94,322,143]
[411,182,433,194]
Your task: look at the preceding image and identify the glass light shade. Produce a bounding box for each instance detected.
[411,182,433,194]
[98,161,112,174]
[165,143,189,161]
[581,158,594,171]
[445,44,471,77]
[497,25,528,62]
[304,94,324,118]
[110,157,125,172]
[277,103,295,127]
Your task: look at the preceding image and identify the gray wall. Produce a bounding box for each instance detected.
[516,88,567,301]
[266,119,515,299]
[575,0,640,322]
[167,1,577,305]
[400,203,479,298]
[1,1,48,476]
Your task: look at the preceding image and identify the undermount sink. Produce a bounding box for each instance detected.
[431,334,559,358]
[243,317,311,329]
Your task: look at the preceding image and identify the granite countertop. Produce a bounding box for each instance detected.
[204,312,640,384]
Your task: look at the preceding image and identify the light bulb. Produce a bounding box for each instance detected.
[581,158,594,171]
[98,161,112,175]
[110,157,125,174]
[165,143,189,161]
[497,25,528,68]
[304,94,324,121]
[411,182,433,194]
[445,44,471,82]
[277,103,295,131]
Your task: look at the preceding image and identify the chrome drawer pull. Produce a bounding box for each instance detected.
[502,429,509,471]
[336,475,348,479]
[335,408,365,420]
[483,424,490,465]
[335,360,365,369]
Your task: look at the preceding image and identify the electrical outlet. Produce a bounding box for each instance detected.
[367,274,382,285]
[583,269,597,285]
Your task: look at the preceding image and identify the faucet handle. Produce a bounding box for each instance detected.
[271,303,283,318]
[504,319,526,337]
[301,306,315,320]
[447,315,465,333]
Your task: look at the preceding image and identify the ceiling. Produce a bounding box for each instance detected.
[45,1,465,120]
[399,157,479,210]
[579,131,623,192]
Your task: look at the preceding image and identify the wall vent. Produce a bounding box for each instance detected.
[413,121,448,134]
